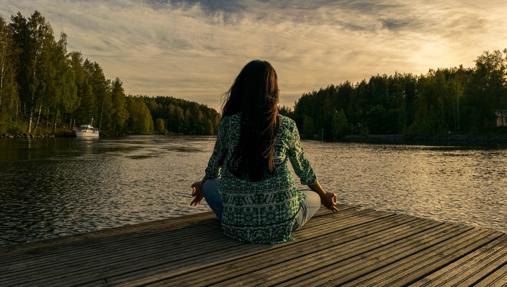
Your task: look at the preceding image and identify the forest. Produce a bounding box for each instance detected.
[0,11,219,137]
[1,11,506,140]
[285,50,507,140]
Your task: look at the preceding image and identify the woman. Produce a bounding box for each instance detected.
[191,60,337,244]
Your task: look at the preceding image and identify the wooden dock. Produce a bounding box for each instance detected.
[0,205,505,286]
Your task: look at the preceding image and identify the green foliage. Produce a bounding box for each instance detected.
[4,121,25,135]
[155,118,166,134]
[0,17,19,126]
[140,96,219,135]
[364,104,399,134]
[126,96,152,134]
[111,78,129,135]
[0,11,220,137]
[302,115,316,139]
[464,50,507,131]
[331,109,350,139]
[2,10,506,139]
[293,51,507,139]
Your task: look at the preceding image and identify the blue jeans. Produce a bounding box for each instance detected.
[202,179,321,231]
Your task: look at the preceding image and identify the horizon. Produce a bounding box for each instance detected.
[1,0,507,110]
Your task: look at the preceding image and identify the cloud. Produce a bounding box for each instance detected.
[1,0,507,109]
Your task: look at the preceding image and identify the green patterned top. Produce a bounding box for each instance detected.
[204,113,317,244]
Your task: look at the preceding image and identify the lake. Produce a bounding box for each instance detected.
[0,136,505,246]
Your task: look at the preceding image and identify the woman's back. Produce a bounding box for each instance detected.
[191,60,336,244]
[204,113,317,243]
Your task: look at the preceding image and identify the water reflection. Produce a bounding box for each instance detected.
[303,142,507,233]
[0,137,506,246]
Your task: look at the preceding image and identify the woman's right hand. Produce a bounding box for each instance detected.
[321,191,338,212]
[190,180,204,206]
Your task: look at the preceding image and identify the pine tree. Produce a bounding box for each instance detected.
[0,17,19,129]
[111,78,128,135]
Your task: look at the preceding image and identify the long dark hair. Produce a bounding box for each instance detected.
[222,60,280,181]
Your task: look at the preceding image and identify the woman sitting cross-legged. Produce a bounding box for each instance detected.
[190,60,338,244]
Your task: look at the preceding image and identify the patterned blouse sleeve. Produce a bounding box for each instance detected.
[288,120,317,185]
[204,117,228,180]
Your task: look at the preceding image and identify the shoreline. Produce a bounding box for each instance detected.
[2,132,507,147]
[340,134,507,147]
[0,130,75,139]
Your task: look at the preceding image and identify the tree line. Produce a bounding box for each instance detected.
[283,49,507,140]
[2,11,506,140]
[0,11,219,137]
[128,96,220,135]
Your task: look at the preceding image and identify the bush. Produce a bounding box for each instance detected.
[6,122,25,135]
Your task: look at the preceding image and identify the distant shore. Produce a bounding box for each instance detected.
[0,130,75,139]
[0,133,56,139]
[0,130,177,139]
[340,134,507,147]
[2,132,507,147]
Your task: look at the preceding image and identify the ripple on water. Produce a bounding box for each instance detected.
[0,137,506,246]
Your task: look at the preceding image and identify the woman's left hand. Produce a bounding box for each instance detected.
[190,180,204,206]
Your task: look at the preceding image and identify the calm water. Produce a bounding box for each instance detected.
[0,136,505,246]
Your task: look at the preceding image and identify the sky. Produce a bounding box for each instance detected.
[1,0,507,110]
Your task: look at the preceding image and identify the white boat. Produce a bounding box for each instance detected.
[74,124,99,139]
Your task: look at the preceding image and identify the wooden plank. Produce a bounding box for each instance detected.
[315,205,354,217]
[102,212,396,287]
[474,262,507,287]
[0,206,365,277]
[337,230,497,286]
[0,208,379,286]
[411,234,507,286]
[0,204,337,261]
[0,205,504,287]
[256,223,468,287]
[0,223,225,275]
[1,205,344,265]
[338,230,502,286]
[114,214,414,287]
[0,212,216,255]
[0,206,354,266]
[45,210,389,287]
[171,220,445,287]
[1,230,234,285]
[0,220,222,272]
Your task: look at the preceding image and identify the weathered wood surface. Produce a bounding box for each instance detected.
[0,205,505,286]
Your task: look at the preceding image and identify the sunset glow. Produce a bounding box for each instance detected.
[2,0,507,109]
